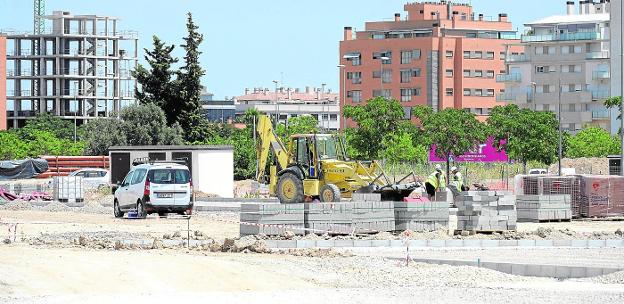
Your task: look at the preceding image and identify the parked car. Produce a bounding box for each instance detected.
[112,163,193,218]
[528,168,548,175]
[69,168,111,188]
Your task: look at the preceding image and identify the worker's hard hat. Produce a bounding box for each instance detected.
[435,164,442,171]
[451,166,458,172]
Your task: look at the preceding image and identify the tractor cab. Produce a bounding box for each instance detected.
[287,134,347,179]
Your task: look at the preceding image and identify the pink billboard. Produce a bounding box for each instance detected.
[429,137,508,163]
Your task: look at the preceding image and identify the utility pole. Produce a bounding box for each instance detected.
[337,64,346,131]
[273,80,279,129]
[620,0,624,176]
[558,75,563,176]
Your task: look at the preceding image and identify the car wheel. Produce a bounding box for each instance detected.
[137,200,147,219]
[113,199,124,218]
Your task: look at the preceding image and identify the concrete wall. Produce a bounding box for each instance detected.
[611,0,622,134]
[196,150,234,198]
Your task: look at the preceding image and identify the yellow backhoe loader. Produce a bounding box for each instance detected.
[255,114,419,204]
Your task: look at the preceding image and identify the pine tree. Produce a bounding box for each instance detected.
[177,12,205,140]
[133,36,178,125]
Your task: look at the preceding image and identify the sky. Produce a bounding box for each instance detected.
[0,0,566,99]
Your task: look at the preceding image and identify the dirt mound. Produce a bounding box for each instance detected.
[548,158,608,175]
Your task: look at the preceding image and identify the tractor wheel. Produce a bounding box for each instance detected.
[277,173,304,204]
[320,184,341,202]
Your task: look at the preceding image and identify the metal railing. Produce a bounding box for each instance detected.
[586,51,610,59]
[592,110,610,119]
[506,54,530,63]
[590,89,610,100]
[495,73,521,83]
[592,70,610,80]
[496,92,517,102]
[521,31,601,42]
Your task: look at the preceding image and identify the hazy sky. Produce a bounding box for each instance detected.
[1,0,567,98]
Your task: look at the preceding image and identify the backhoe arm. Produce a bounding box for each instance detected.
[256,115,289,182]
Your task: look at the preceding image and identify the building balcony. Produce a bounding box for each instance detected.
[521,31,601,43]
[586,51,610,59]
[592,110,610,119]
[506,54,530,63]
[591,89,610,101]
[496,73,522,83]
[496,92,527,103]
[592,70,610,80]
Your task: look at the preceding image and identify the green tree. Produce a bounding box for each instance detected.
[344,97,413,159]
[423,108,488,177]
[0,131,28,160]
[133,36,179,125]
[177,13,205,140]
[82,118,127,156]
[381,132,426,164]
[120,103,184,146]
[567,127,620,158]
[487,105,559,173]
[276,115,319,144]
[19,113,77,140]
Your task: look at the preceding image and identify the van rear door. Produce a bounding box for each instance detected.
[148,168,190,206]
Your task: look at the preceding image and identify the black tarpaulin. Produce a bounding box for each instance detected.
[0,159,49,180]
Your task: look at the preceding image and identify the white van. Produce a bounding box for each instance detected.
[113,163,193,218]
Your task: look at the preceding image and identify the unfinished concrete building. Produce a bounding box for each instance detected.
[5,11,138,128]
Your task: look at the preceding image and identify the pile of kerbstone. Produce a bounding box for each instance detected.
[455,191,517,232]
[394,201,449,231]
[516,195,572,222]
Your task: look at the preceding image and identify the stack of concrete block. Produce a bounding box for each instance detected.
[516,195,572,222]
[351,193,382,202]
[455,191,517,232]
[240,203,304,236]
[306,202,355,234]
[352,201,395,233]
[394,201,449,231]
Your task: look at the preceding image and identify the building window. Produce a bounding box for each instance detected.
[446,50,453,58]
[445,69,453,77]
[347,72,362,84]
[473,51,482,59]
[382,69,392,83]
[401,51,412,64]
[474,89,483,96]
[486,70,494,78]
[463,70,471,77]
[330,114,338,121]
[445,88,454,96]
[499,52,506,60]
[373,89,391,98]
[401,88,413,102]
[561,46,570,54]
[536,66,546,73]
[374,51,392,64]
[463,88,471,96]
[463,51,470,59]
[412,68,421,77]
[372,70,381,78]
[535,47,544,55]
[346,52,361,66]
[574,45,582,53]
[486,89,495,97]
[474,70,483,77]
[400,69,411,83]
[347,90,362,103]
[486,52,495,59]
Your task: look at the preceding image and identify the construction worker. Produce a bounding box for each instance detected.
[425,164,446,199]
[449,166,464,196]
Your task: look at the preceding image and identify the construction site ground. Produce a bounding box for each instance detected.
[1,203,624,303]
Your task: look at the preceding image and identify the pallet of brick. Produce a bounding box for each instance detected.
[352,201,395,233]
[240,203,305,236]
[609,176,624,216]
[516,175,581,217]
[394,201,449,231]
[455,191,517,232]
[580,175,611,217]
[516,195,572,222]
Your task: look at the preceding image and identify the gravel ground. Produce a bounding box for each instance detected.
[1,245,623,304]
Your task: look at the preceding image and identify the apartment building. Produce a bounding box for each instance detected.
[503,0,612,132]
[610,0,621,134]
[235,86,340,130]
[200,90,236,123]
[339,1,522,124]
[0,34,6,130]
[5,11,138,128]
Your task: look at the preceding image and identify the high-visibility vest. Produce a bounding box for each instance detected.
[452,172,463,189]
[439,173,447,190]
[426,172,439,188]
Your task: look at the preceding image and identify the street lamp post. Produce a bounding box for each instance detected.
[337,64,346,131]
[557,76,563,176]
[530,81,537,111]
[620,0,624,176]
[73,82,78,143]
[273,80,279,128]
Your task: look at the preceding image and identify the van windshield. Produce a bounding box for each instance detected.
[148,169,190,184]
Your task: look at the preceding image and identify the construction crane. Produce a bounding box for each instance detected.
[34,0,45,34]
